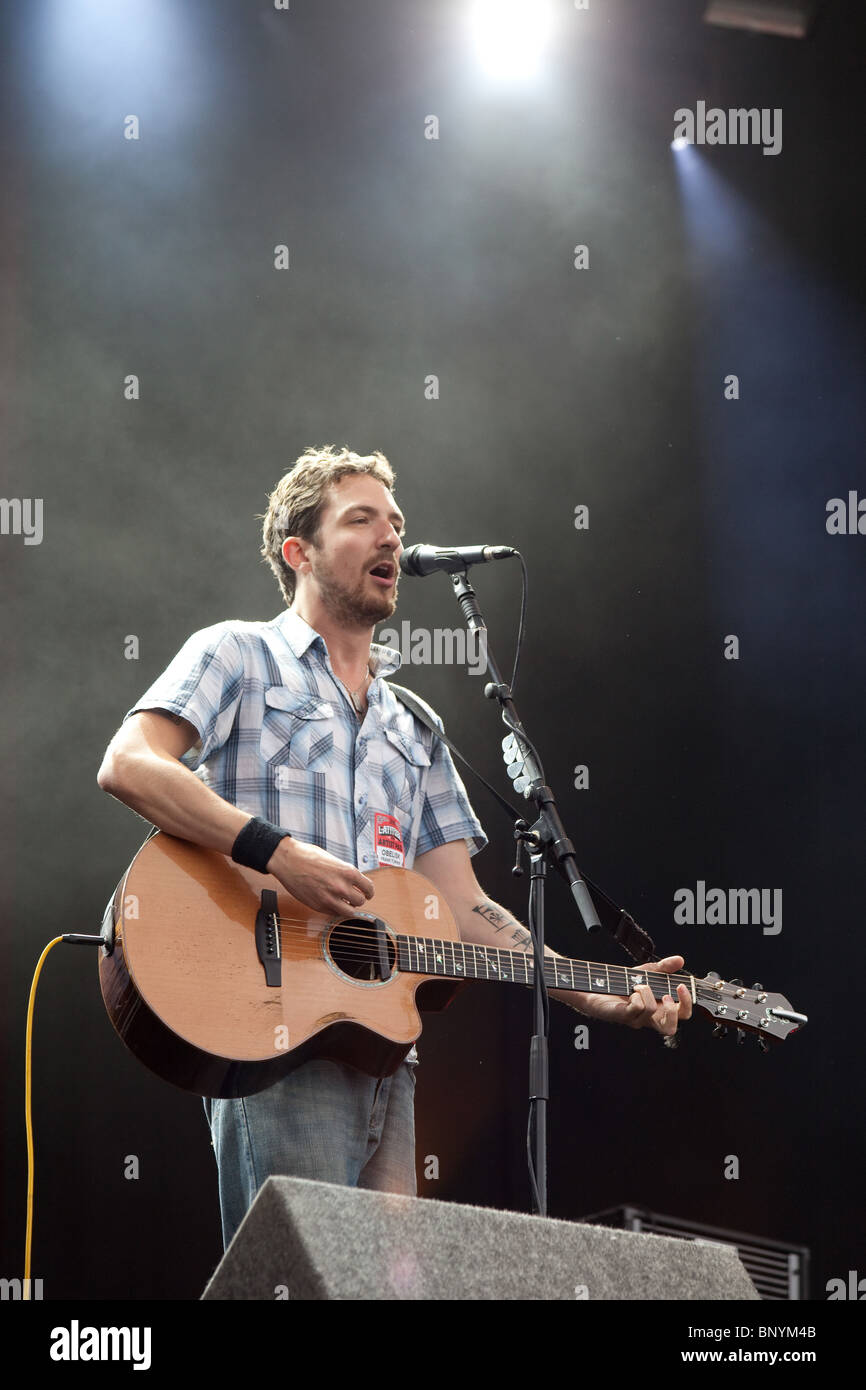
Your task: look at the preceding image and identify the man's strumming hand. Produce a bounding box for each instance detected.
[266,837,375,916]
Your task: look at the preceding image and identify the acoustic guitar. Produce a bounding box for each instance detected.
[98,831,806,1098]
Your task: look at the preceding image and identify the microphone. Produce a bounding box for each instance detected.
[399,543,517,577]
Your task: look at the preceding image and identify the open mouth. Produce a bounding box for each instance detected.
[368,560,395,585]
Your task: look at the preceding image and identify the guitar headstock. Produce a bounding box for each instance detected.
[693,971,807,1047]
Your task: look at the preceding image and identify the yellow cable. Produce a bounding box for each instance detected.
[24,937,64,1302]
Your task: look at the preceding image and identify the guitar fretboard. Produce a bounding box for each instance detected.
[395,935,694,1001]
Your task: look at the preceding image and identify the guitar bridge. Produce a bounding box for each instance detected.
[255,890,281,987]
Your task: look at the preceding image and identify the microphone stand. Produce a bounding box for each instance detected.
[449,568,601,1218]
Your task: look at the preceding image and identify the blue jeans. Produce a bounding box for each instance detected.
[202,1058,418,1250]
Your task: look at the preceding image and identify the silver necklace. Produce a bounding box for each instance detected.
[342,663,372,716]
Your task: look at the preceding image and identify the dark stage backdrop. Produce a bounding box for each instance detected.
[2,0,864,1306]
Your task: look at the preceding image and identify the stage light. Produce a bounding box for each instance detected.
[467,0,557,81]
[671,136,691,151]
[704,0,817,39]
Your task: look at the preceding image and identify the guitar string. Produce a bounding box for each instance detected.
[261,913,692,976]
[150,908,729,995]
[119,909,741,1001]
[242,915,695,984]
[120,906,743,997]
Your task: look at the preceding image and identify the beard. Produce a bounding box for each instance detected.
[311,553,399,628]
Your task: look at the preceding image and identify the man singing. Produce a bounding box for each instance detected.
[97,444,692,1248]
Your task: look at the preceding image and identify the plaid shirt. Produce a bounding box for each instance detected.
[125,610,487,1070]
[124,608,487,873]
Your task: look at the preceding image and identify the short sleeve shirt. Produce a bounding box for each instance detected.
[123,609,488,874]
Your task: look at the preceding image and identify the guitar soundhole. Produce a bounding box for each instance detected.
[328,917,396,983]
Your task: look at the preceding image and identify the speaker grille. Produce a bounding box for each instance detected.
[582,1205,809,1300]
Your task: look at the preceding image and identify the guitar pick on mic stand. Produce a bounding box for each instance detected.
[398,543,600,1217]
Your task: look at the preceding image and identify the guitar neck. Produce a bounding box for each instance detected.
[395,934,694,1002]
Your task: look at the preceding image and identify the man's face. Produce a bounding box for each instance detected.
[290,474,405,628]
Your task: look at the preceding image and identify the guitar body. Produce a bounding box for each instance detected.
[99,832,463,1098]
[100,833,805,1098]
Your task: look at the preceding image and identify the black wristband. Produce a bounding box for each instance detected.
[231,816,291,874]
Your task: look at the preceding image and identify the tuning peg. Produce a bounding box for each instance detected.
[730,978,743,986]
[751,982,763,991]
[712,1023,728,1039]
[736,1028,746,1045]
[756,1035,770,1053]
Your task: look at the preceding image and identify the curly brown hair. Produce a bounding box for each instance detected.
[259,444,396,605]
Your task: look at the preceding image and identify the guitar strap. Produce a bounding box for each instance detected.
[387,680,657,966]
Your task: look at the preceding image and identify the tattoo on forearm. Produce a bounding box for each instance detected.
[472,902,513,932]
[472,902,533,951]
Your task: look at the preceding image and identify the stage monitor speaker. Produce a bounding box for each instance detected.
[581,1203,809,1300]
[201,1176,760,1301]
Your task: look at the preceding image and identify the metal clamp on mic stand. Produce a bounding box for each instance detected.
[448,565,600,1218]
